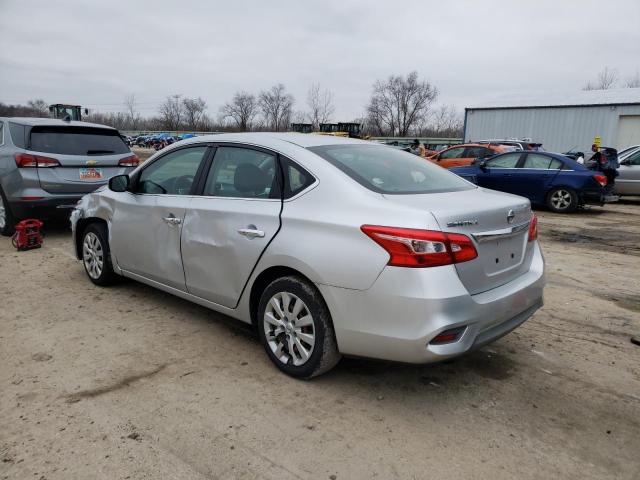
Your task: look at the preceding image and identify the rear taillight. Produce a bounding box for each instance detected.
[593,174,607,187]
[14,153,60,168]
[361,225,478,268]
[118,154,140,167]
[528,214,538,242]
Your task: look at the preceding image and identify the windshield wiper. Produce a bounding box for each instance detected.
[87,149,115,155]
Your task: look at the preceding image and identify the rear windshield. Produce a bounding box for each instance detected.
[309,144,475,194]
[29,127,129,156]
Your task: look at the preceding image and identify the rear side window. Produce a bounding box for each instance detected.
[626,150,640,166]
[309,144,474,194]
[204,146,279,199]
[9,122,26,148]
[29,127,129,156]
[523,154,562,170]
[285,160,314,198]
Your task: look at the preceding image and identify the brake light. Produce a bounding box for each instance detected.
[593,174,607,187]
[14,153,60,168]
[118,154,140,167]
[361,225,478,268]
[528,214,538,242]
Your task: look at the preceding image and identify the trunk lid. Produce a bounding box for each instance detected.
[383,187,535,295]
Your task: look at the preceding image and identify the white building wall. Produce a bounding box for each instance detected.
[464,104,640,152]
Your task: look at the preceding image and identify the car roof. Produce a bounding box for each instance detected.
[180,132,371,149]
[0,117,117,130]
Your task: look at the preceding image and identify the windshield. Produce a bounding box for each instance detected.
[29,126,129,156]
[309,144,475,194]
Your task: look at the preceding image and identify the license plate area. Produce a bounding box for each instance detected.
[480,235,525,275]
[79,168,103,181]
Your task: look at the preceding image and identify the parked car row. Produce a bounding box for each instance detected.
[127,133,196,150]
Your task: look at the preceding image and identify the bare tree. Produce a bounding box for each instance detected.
[123,93,142,130]
[158,94,184,130]
[425,105,464,137]
[624,71,640,88]
[26,99,49,117]
[220,91,258,131]
[366,71,438,136]
[182,97,208,131]
[258,84,295,131]
[583,66,619,90]
[306,83,334,129]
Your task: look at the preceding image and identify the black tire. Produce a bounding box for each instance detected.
[0,187,17,237]
[81,223,119,286]
[257,276,341,379]
[546,187,578,213]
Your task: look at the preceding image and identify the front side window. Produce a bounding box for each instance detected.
[523,153,562,170]
[309,144,474,194]
[486,153,521,168]
[203,146,278,199]
[136,146,207,195]
[439,147,466,159]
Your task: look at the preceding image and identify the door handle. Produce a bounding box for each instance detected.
[237,226,265,239]
[163,214,182,226]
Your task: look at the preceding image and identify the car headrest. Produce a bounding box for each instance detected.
[234,163,269,193]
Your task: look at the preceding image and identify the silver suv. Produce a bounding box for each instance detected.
[0,117,139,235]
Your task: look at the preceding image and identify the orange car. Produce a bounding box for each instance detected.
[426,143,517,169]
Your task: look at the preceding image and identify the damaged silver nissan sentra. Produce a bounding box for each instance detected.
[71,133,545,378]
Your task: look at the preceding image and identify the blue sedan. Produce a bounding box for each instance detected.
[450,151,614,213]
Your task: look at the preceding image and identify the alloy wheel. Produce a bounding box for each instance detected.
[0,195,5,230]
[83,232,104,280]
[551,189,572,210]
[263,292,315,367]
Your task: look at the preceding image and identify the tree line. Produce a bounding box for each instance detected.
[583,66,640,90]
[0,71,464,137]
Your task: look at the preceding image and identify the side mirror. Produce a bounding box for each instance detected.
[479,160,488,170]
[620,159,629,166]
[109,174,129,192]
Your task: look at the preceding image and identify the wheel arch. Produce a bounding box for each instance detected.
[248,265,322,328]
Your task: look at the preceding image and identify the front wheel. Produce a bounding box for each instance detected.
[547,187,578,213]
[81,223,119,286]
[258,276,341,379]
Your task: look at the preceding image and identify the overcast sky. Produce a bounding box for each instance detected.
[1,0,638,120]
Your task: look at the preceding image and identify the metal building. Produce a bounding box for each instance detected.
[463,88,640,152]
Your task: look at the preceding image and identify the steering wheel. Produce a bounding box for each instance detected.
[173,175,194,195]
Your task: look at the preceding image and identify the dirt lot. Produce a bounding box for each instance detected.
[1,199,639,480]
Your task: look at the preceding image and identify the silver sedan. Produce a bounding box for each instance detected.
[70,133,545,378]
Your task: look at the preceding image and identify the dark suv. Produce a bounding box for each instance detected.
[0,117,139,235]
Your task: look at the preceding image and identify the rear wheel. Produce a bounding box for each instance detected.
[81,223,118,286]
[258,276,341,379]
[547,187,578,213]
[0,187,16,237]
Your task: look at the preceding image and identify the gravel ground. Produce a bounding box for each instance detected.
[1,199,639,480]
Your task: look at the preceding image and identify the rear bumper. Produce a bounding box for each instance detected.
[580,188,618,206]
[9,196,82,220]
[318,242,545,363]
